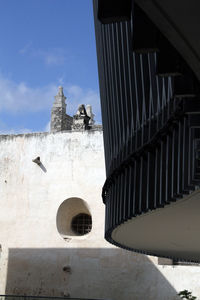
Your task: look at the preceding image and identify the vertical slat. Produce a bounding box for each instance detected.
[120,22,131,158]
[165,135,170,203]
[149,150,156,209]
[96,22,110,174]
[123,167,129,220]
[135,159,140,215]
[171,130,175,199]
[101,25,113,172]
[146,152,150,211]
[106,25,118,169]
[182,116,186,192]
[173,124,179,197]
[138,156,143,213]
[135,53,143,130]
[111,23,123,164]
[154,147,158,208]
[132,160,137,216]
[125,21,135,149]
[115,22,126,161]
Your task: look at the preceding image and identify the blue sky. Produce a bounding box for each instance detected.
[0,0,101,133]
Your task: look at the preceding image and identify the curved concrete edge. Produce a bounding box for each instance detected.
[112,189,200,261]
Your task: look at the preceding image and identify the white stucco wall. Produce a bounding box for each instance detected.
[0,130,200,300]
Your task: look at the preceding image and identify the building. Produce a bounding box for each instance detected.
[1,87,200,300]
[93,0,200,262]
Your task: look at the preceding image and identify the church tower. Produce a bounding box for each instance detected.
[50,86,72,132]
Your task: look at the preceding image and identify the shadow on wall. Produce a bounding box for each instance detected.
[5,248,181,300]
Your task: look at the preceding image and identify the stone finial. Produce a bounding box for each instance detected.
[75,104,87,116]
[72,104,90,130]
[58,86,64,96]
[86,105,95,125]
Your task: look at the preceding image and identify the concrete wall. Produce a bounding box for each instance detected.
[0,130,200,300]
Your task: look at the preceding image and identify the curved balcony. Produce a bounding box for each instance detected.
[93,0,200,261]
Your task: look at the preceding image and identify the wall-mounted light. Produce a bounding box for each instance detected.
[63,265,71,273]
[32,156,41,165]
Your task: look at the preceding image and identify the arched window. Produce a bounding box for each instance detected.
[56,197,92,238]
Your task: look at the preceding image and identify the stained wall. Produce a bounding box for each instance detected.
[0,130,200,300]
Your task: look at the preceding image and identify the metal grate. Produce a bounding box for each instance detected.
[71,213,92,235]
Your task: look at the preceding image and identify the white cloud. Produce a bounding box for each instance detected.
[32,48,66,66]
[44,51,66,66]
[19,44,67,66]
[0,74,101,122]
[0,74,57,113]
[19,41,32,55]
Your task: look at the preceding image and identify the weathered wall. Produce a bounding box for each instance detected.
[0,130,200,300]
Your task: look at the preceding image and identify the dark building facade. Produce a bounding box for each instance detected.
[93,0,200,261]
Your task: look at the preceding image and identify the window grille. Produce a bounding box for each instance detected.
[71,213,92,235]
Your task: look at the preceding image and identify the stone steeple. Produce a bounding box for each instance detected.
[50,86,72,132]
[54,86,66,107]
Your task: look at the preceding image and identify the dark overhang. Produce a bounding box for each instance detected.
[93,0,200,262]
